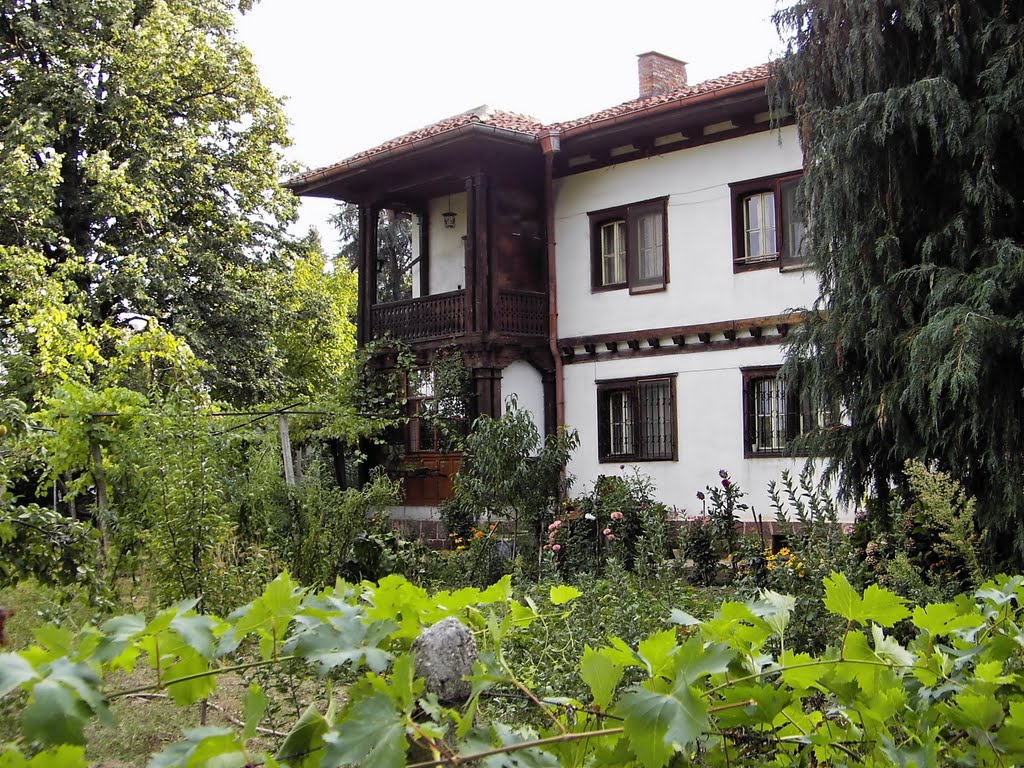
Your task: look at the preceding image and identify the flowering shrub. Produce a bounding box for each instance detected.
[731,467,858,651]
[678,513,718,585]
[543,469,674,579]
[433,522,508,587]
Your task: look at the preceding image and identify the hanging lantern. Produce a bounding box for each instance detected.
[443,193,457,229]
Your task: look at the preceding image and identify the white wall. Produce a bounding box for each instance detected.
[501,360,545,440]
[554,127,818,339]
[562,346,838,521]
[427,192,467,294]
[554,126,841,520]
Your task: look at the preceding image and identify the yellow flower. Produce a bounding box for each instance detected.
[456,545,466,551]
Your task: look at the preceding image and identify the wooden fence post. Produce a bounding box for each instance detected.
[279,414,295,486]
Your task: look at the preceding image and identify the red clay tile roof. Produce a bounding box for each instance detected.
[287,106,544,187]
[551,63,772,132]
[287,64,772,189]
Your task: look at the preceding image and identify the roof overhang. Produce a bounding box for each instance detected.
[284,122,540,205]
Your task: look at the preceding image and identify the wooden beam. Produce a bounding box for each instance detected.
[557,312,807,349]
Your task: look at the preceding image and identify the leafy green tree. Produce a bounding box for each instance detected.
[0,0,299,404]
[450,398,579,557]
[269,233,358,399]
[774,0,1024,559]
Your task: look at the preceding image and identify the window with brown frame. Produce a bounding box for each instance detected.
[730,173,807,272]
[741,366,823,457]
[589,198,669,293]
[406,370,469,453]
[597,375,677,462]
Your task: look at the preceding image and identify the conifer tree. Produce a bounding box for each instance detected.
[774,0,1024,559]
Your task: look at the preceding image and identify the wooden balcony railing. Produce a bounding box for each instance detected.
[496,290,547,336]
[371,290,466,341]
[370,289,547,343]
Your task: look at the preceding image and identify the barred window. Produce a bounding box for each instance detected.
[742,367,821,457]
[597,375,676,462]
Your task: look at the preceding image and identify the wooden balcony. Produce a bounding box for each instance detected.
[370,289,547,344]
[496,290,547,336]
[371,290,466,341]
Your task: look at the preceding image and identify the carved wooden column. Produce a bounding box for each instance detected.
[472,366,502,420]
[464,174,491,335]
[418,208,430,298]
[357,205,379,346]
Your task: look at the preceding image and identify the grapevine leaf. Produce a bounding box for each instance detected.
[0,653,38,698]
[482,723,559,767]
[510,600,538,627]
[823,571,861,622]
[946,692,1005,731]
[22,679,91,745]
[753,590,796,637]
[668,609,699,626]
[673,640,734,685]
[47,658,111,726]
[322,693,406,768]
[603,637,643,669]
[478,575,513,604]
[880,735,940,768]
[146,727,237,768]
[91,615,146,663]
[861,585,911,627]
[275,705,328,768]
[0,745,88,767]
[637,630,678,678]
[780,650,823,690]
[911,602,981,636]
[184,732,248,768]
[170,614,218,660]
[243,684,268,741]
[618,682,707,768]
[871,625,916,667]
[284,614,394,676]
[549,585,582,606]
[714,683,791,728]
[580,645,624,710]
[30,624,74,660]
[163,649,217,706]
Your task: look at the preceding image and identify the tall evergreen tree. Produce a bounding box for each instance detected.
[774,0,1024,558]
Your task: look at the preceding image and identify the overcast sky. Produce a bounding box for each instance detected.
[235,0,789,254]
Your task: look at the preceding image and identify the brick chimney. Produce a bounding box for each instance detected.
[637,52,688,98]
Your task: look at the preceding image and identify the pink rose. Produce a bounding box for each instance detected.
[603,528,612,535]
[611,511,624,520]
[606,534,615,541]
[552,544,561,552]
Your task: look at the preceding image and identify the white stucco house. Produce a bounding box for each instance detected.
[286,52,823,535]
